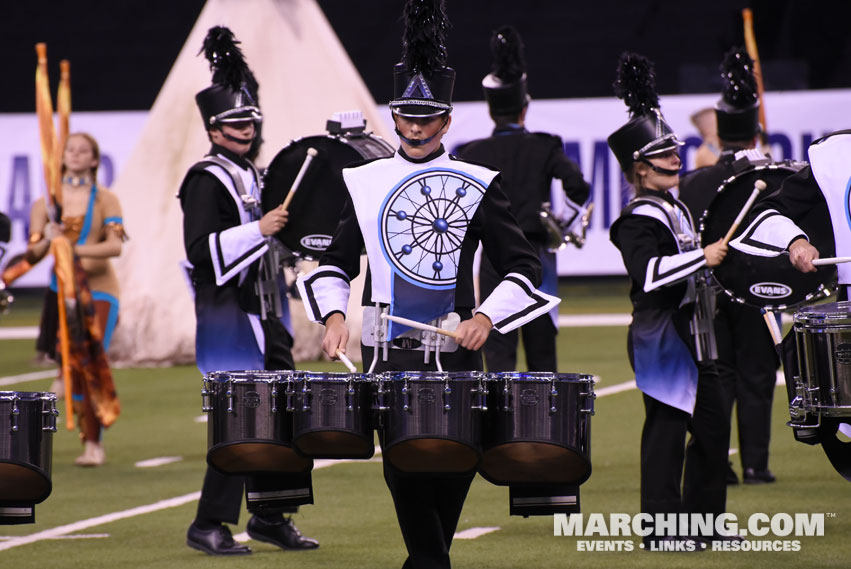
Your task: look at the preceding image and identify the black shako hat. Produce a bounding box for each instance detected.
[390,0,455,118]
[607,52,682,172]
[715,47,760,142]
[195,26,262,129]
[482,25,529,117]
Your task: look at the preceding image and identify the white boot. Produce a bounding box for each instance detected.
[74,441,105,467]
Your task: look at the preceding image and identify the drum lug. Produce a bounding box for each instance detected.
[302,381,311,412]
[271,383,279,414]
[402,383,410,412]
[226,382,234,414]
[201,378,213,412]
[580,391,597,416]
[285,381,296,412]
[10,395,19,433]
[347,379,355,412]
[443,380,452,411]
[42,396,59,432]
[375,378,390,412]
[502,379,511,412]
[470,382,488,411]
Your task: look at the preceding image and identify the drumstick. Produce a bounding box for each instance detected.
[761,308,783,347]
[812,256,851,266]
[380,313,460,340]
[335,349,357,373]
[280,147,318,213]
[721,179,767,245]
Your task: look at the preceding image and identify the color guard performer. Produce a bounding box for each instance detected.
[679,48,779,485]
[297,2,558,567]
[456,25,590,373]
[179,26,317,556]
[607,53,734,549]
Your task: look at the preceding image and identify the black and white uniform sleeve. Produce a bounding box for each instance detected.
[615,204,706,292]
[181,167,267,286]
[476,177,560,332]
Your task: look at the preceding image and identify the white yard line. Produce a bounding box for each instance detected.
[0,326,38,340]
[135,456,183,468]
[0,370,56,387]
[454,526,501,539]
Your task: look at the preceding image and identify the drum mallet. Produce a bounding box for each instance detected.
[380,313,460,340]
[761,308,783,347]
[279,147,318,213]
[721,179,767,246]
[335,348,357,373]
[812,257,851,266]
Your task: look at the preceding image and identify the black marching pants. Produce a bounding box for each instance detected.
[195,319,305,525]
[363,342,481,569]
[640,365,729,533]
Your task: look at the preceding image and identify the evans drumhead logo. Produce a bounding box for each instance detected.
[749,282,792,299]
[300,234,332,251]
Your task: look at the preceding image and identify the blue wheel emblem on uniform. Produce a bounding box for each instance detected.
[381,169,486,287]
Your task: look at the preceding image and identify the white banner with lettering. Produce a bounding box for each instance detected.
[1,90,848,284]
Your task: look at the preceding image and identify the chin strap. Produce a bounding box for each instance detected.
[639,157,680,177]
[221,131,255,146]
[394,115,449,147]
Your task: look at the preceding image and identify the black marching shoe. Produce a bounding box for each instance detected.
[743,468,776,484]
[247,515,319,550]
[186,523,252,556]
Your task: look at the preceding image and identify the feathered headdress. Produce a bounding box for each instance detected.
[390,0,456,117]
[613,52,659,119]
[715,47,760,141]
[201,26,259,103]
[607,52,681,172]
[195,26,262,129]
[481,25,529,116]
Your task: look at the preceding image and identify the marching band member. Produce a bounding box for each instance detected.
[607,53,733,549]
[178,26,317,556]
[679,48,780,485]
[456,25,590,373]
[297,2,558,567]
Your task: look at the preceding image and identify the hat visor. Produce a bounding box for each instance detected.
[214,108,263,124]
[390,100,451,118]
[642,135,685,157]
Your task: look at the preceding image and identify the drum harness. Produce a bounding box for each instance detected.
[363,304,459,373]
[632,194,719,362]
[203,155,286,321]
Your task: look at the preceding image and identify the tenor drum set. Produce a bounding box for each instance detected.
[201,370,595,512]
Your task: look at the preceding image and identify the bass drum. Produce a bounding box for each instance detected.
[262,133,395,259]
[699,161,836,309]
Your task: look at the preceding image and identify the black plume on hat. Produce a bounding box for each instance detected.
[613,52,660,119]
[195,26,262,129]
[200,26,259,103]
[715,47,760,141]
[391,0,455,117]
[719,48,758,110]
[400,0,450,77]
[490,25,526,83]
[607,52,681,172]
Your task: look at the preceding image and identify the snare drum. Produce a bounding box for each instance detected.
[699,161,835,309]
[378,371,485,473]
[292,372,375,459]
[203,371,311,474]
[792,302,851,418]
[0,392,57,506]
[263,133,394,260]
[480,373,594,485]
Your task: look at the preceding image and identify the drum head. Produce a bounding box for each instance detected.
[700,163,836,309]
[263,134,394,259]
